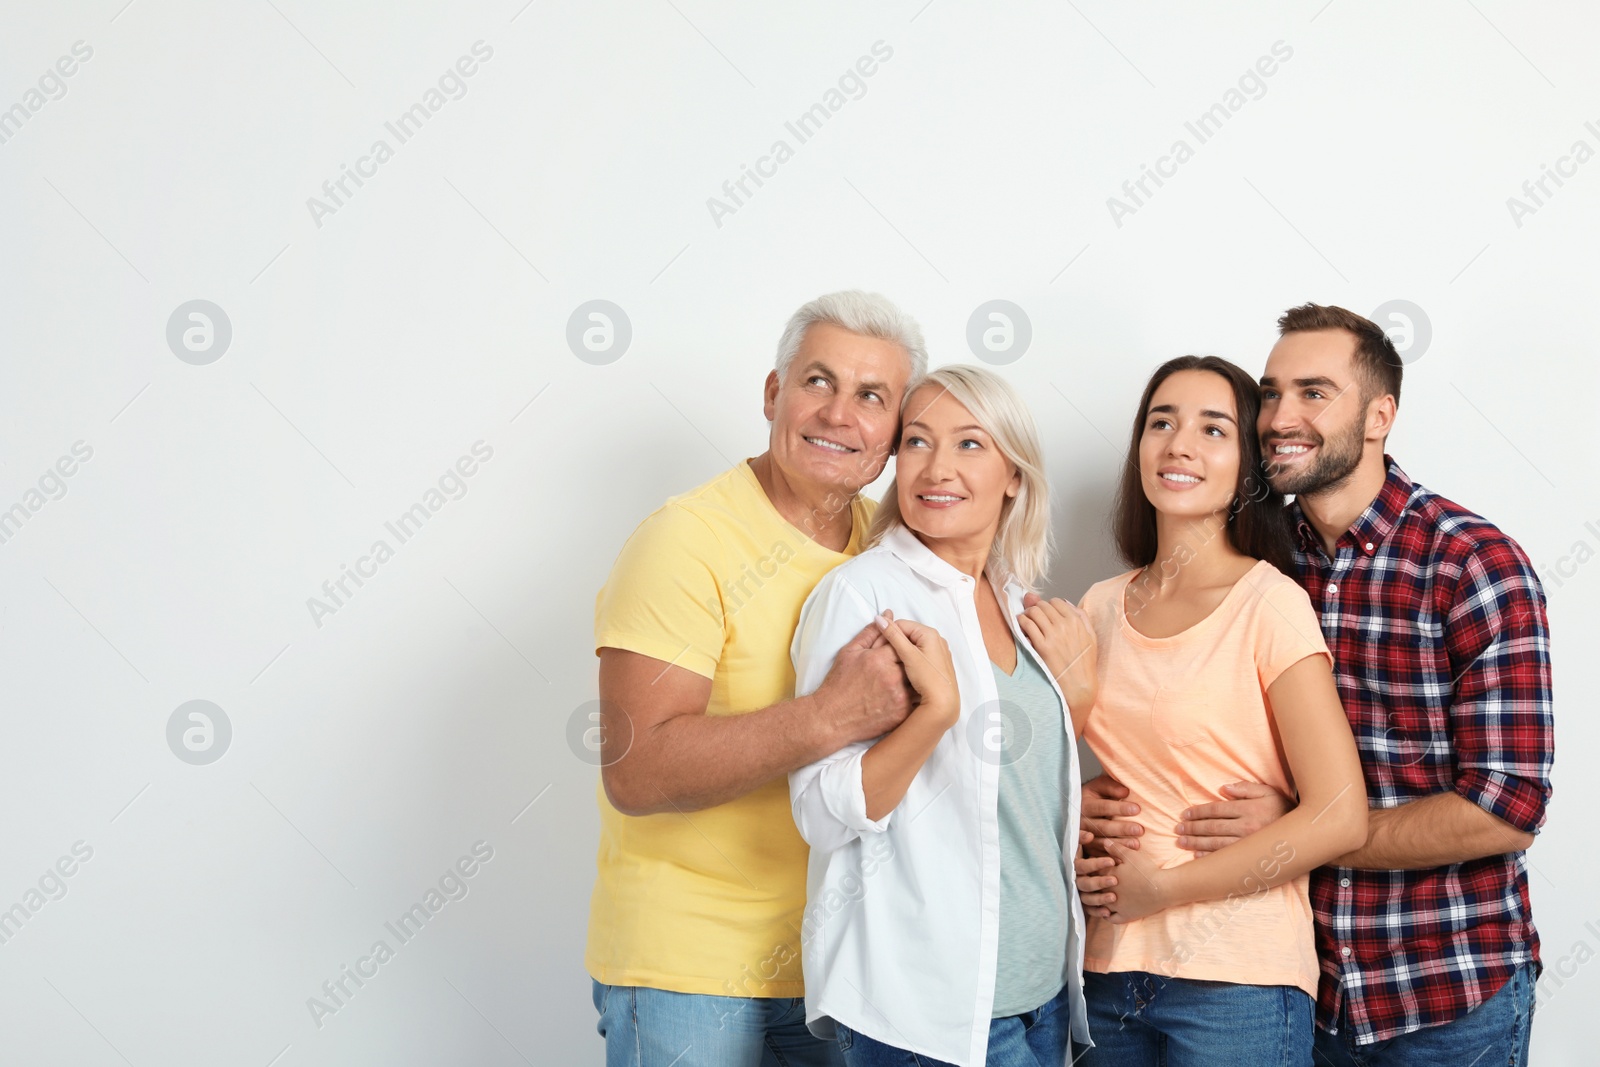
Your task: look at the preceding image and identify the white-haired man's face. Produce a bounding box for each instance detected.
[762,322,910,498]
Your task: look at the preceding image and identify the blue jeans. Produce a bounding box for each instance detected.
[835,983,1071,1067]
[593,980,845,1067]
[1311,963,1536,1067]
[1074,971,1312,1066]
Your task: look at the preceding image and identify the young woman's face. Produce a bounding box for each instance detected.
[1138,369,1242,521]
[895,384,1019,545]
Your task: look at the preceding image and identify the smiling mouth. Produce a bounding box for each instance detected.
[916,493,965,507]
[804,435,856,454]
[1270,442,1316,458]
[1158,472,1201,486]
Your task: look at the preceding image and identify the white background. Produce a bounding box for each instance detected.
[1,1,1594,1064]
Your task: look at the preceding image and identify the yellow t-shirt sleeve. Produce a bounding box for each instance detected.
[1253,576,1333,691]
[594,503,726,680]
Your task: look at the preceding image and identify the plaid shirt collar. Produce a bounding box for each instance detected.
[1291,454,1414,562]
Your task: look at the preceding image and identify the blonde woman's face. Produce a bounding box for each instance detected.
[894,384,1020,546]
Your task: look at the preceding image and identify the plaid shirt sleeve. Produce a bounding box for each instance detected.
[1443,534,1554,835]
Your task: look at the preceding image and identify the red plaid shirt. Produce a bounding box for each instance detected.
[1291,457,1553,1044]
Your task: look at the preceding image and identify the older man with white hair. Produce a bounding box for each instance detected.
[589,292,928,1066]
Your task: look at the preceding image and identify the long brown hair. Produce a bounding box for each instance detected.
[1111,355,1293,574]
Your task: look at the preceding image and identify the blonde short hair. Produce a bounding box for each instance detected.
[867,365,1053,588]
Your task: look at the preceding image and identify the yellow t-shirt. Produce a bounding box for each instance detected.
[1080,559,1332,998]
[589,459,874,997]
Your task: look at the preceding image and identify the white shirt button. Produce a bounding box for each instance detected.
[1340,877,1351,888]
[1365,542,1375,552]
[1341,946,1352,958]
[1327,584,1338,596]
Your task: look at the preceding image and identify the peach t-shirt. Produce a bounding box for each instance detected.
[1080,559,1331,997]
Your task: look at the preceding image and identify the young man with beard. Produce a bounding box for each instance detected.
[1079,304,1553,1063]
[589,291,927,1067]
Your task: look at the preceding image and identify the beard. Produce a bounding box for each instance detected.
[1263,410,1366,497]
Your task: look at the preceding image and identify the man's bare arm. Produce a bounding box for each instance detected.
[598,626,911,815]
[1174,782,1296,855]
[1168,781,1534,869]
[1333,790,1534,870]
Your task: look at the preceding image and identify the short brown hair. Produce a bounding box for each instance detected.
[1276,303,1403,406]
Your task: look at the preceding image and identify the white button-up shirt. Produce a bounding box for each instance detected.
[789,525,1091,1067]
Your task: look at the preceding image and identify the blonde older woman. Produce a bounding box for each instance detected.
[788,365,1097,1067]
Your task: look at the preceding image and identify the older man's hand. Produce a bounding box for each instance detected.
[814,619,917,743]
[1081,774,1143,857]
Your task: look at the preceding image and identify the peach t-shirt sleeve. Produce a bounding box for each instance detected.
[1251,575,1333,691]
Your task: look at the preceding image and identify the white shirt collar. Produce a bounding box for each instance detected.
[880,523,1024,599]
